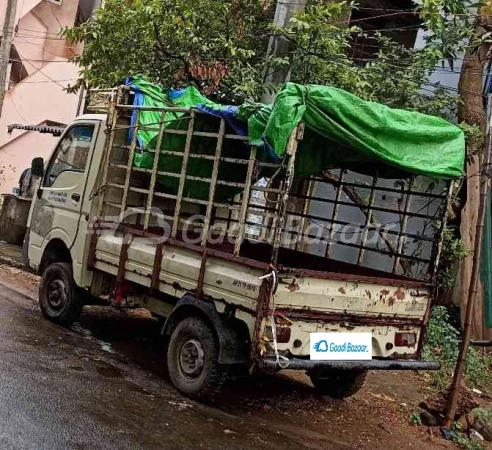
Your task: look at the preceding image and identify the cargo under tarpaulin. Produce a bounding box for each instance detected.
[125,77,465,200]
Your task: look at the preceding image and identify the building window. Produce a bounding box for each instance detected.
[8,45,28,89]
[349,0,421,65]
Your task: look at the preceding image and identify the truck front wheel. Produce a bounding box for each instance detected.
[167,317,227,399]
[309,369,367,399]
[39,262,82,327]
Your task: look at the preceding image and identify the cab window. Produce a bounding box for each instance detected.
[44,125,94,187]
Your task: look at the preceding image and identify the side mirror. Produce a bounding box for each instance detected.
[31,157,44,178]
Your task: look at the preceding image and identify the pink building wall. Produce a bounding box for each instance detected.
[0,0,86,194]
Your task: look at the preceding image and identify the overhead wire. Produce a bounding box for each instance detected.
[21,58,69,89]
[274,3,482,18]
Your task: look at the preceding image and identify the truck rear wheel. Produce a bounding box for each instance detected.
[167,317,227,399]
[309,369,367,399]
[39,262,82,327]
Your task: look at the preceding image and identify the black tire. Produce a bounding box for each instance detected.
[309,369,367,399]
[167,317,227,399]
[39,262,83,327]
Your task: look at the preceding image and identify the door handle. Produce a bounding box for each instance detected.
[71,193,81,202]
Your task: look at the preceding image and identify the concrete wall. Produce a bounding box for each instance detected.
[0,0,85,195]
[0,195,32,244]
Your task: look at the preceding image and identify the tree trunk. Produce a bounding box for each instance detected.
[453,16,491,340]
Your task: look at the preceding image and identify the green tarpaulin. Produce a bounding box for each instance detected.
[125,78,465,200]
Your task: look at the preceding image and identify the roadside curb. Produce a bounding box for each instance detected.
[0,255,23,269]
[0,279,37,302]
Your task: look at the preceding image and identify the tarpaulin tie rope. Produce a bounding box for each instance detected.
[259,269,290,369]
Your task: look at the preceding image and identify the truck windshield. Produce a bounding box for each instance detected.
[44,125,94,187]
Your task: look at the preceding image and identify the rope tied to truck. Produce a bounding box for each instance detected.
[259,269,290,369]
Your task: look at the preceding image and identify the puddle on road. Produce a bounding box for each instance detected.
[96,365,124,379]
[76,307,168,377]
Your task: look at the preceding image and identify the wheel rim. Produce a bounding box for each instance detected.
[178,339,205,380]
[47,279,67,312]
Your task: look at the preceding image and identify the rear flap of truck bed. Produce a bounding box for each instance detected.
[274,274,431,321]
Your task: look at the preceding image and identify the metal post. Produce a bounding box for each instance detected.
[171,110,195,238]
[392,176,415,274]
[0,0,17,117]
[234,146,257,256]
[144,111,166,230]
[261,0,307,103]
[357,171,378,265]
[325,169,345,257]
[120,110,140,216]
[201,118,225,246]
[271,125,303,265]
[432,181,454,281]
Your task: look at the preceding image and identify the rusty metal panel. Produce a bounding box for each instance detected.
[92,231,429,359]
[274,274,431,319]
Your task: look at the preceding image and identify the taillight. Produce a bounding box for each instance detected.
[394,332,416,347]
[265,326,292,343]
[275,327,291,343]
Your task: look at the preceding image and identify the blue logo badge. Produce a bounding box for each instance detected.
[313,340,329,352]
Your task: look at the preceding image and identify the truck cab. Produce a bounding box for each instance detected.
[25,114,106,283]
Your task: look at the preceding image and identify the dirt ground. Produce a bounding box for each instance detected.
[0,263,476,450]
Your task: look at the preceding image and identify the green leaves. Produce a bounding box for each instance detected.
[62,0,272,102]
[63,0,475,115]
[423,306,492,390]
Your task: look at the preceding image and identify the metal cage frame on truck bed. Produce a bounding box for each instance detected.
[86,86,453,360]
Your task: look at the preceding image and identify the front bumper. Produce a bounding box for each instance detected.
[259,357,440,371]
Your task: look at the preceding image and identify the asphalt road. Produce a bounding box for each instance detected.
[0,279,353,450]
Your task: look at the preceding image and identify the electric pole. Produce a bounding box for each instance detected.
[261,0,307,103]
[0,0,18,117]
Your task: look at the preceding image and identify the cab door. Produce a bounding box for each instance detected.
[28,122,99,269]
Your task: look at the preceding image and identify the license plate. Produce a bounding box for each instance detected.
[310,332,372,360]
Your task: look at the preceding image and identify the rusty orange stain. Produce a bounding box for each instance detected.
[286,282,300,292]
[338,287,346,294]
[388,297,395,306]
[381,289,390,296]
[393,287,406,300]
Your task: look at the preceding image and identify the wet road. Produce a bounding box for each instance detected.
[0,279,350,450]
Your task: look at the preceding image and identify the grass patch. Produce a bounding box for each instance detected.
[423,306,492,391]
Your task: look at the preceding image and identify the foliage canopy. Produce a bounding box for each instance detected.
[63,0,477,120]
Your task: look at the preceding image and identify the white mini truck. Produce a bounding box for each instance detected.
[23,87,446,399]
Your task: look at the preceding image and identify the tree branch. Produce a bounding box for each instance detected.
[152,21,201,87]
[321,170,405,268]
